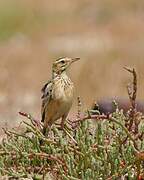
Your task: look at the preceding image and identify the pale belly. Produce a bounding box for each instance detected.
[46,81,74,122]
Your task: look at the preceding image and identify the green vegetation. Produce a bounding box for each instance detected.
[0,109,144,179]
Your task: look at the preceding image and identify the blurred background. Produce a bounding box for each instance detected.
[0,0,144,133]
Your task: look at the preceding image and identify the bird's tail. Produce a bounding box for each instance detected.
[39,127,48,145]
[42,126,47,136]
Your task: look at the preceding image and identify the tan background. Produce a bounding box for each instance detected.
[0,0,144,132]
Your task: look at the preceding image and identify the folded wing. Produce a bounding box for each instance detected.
[41,80,52,122]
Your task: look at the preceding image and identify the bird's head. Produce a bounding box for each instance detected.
[52,57,80,75]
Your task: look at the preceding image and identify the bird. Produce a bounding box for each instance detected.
[41,57,80,136]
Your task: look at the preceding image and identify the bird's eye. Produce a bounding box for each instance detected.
[61,60,65,64]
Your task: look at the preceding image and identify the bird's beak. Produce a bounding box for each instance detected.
[71,57,80,63]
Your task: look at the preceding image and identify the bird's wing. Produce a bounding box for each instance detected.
[41,80,53,122]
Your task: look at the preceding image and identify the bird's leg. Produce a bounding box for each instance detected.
[61,114,68,129]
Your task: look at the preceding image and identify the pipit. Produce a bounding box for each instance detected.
[41,57,80,136]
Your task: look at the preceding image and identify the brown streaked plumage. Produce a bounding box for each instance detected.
[41,57,80,136]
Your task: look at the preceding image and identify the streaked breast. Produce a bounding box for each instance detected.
[53,75,74,101]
